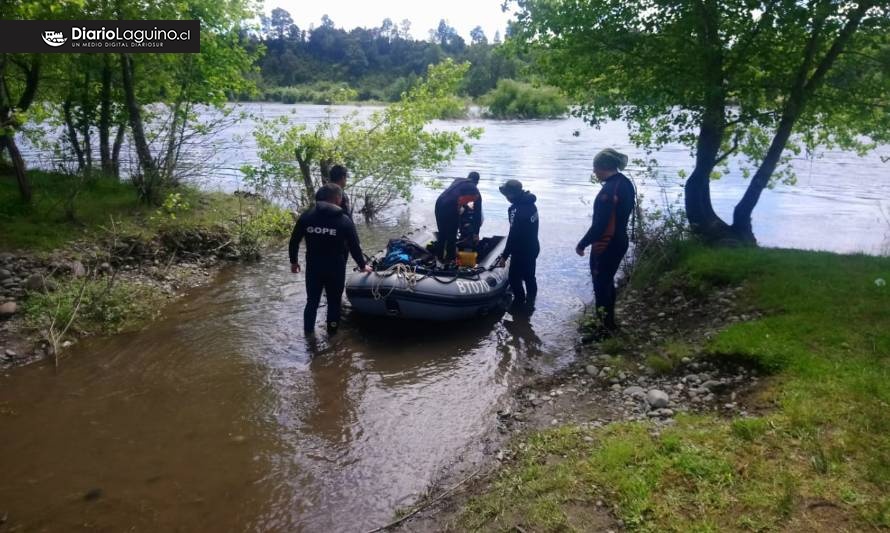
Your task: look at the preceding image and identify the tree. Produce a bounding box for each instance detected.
[114,0,261,202]
[1,0,84,202]
[243,60,483,216]
[432,19,466,54]
[511,0,890,243]
[470,26,488,45]
[269,7,298,40]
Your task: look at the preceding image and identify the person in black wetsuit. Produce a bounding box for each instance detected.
[497,179,540,312]
[576,148,635,339]
[434,171,483,262]
[328,164,352,219]
[290,183,371,335]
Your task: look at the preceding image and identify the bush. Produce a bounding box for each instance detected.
[481,79,568,119]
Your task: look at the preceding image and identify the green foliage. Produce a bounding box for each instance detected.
[235,204,293,260]
[460,246,890,531]
[152,192,191,222]
[243,59,483,216]
[24,278,164,335]
[481,79,568,119]
[251,12,526,103]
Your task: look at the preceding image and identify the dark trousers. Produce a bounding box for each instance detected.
[304,266,346,332]
[591,239,628,329]
[435,211,459,261]
[509,253,538,304]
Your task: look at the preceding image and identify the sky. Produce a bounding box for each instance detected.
[264,0,514,42]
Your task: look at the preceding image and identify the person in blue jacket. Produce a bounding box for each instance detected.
[497,179,540,311]
[576,148,635,338]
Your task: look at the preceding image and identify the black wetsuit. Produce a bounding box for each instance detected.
[577,173,635,329]
[434,178,483,261]
[289,201,366,332]
[502,191,540,305]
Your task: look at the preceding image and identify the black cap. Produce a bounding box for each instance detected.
[468,171,480,183]
[499,179,523,196]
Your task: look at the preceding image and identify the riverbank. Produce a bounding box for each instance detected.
[409,245,889,531]
[0,171,290,367]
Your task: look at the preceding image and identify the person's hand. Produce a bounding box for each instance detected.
[291,263,301,274]
[361,265,373,273]
[575,245,585,257]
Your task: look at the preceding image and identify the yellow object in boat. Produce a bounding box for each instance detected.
[457,250,478,267]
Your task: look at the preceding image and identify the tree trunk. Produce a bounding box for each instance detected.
[111,121,125,178]
[120,53,157,200]
[99,55,114,175]
[0,55,40,203]
[684,119,732,241]
[730,115,797,243]
[0,135,32,203]
[295,154,315,205]
[684,0,732,242]
[63,98,86,172]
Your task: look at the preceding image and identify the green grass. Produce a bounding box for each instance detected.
[0,170,283,252]
[24,277,165,336]
[459,245,890,531]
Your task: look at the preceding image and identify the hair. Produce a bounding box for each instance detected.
[316,183,343,203]
[467,171,480,184]
[329,165,348,184]
[593,148,629,171]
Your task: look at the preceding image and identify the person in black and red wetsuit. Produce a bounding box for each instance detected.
[576,148,635,339]
[434,171,483,262]
[290,183,371,335]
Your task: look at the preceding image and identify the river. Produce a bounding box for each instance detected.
[1,104,888,532]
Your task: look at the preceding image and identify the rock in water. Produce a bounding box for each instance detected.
[0,301,16,318]
[585,365,598,376]
[646,389,670,409]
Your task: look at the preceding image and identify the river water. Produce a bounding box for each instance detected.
[1,105,888,532]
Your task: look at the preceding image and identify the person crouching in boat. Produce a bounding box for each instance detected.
[290,183,372,335]
[434,171,483,263]
[496,179,540,313]
[575,149,635,340]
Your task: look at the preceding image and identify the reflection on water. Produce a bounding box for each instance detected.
[2,105,888,531]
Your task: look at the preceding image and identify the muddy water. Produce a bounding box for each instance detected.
[3,106,889,532]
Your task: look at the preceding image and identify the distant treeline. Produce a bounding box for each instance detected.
[241,9,567,117]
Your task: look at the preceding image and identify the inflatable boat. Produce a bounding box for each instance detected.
[345,235,512,321]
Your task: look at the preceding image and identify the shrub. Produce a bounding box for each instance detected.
[481,79,568,119]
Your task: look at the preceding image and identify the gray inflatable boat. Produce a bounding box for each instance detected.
[345,235,511,321]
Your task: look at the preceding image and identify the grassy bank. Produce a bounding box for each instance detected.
[0,170,288,253]
[458,245,890,531]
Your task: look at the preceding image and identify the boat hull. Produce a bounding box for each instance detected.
[345,235,511,321]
